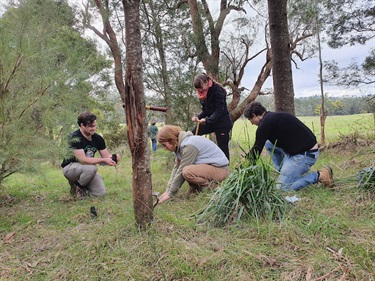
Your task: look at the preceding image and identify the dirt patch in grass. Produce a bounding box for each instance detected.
[0,194,19,208]
[323,136,375,154]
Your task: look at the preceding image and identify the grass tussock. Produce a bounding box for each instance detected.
[196,158,288,227]
[357,167,375,190]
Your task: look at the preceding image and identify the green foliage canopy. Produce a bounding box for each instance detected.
[0,0,112,183]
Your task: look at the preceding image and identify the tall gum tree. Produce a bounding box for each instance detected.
[181,0,272,123]
[123,0,153,228]
[322,0,374,88]
[185,0,247,81]
[267,0,295,114]
[140,0,197,126]
[83,0,153,229]
[182,0,313,121]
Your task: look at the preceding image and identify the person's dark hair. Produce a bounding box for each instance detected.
[77,111,97,127]
[193,73,224,90]
[244,101,267,119]
[193,73,209,89]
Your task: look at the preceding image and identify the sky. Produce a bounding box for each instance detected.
[241,42,374,98]
[205,1,374,98]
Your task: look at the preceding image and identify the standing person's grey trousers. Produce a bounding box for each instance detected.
[62,162,106,196]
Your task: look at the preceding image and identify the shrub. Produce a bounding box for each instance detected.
[103,125,128,150]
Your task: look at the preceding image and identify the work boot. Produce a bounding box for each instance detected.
[68,180,77,196]
[76,186,87,200]
[188,183,202,194]
[207,181,219,190]
[318,166,334,187]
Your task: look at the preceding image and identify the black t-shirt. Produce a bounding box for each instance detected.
[250,111,317,158]
[61,129,106,168]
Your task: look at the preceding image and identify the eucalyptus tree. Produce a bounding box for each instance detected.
[296,0,375,143]
[182,0,248,81]
[219,13,273,122]
[0,0,110,185]
[140,0,199,128]
[123,0,154,228]
[181,0,318,121]
[267,0,295,113]
[82,0,154,228]
[322,0,374,88]
[179,0,273,123]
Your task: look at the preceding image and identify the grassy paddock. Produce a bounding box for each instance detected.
[231,113,374,149]
[0,114,374,280]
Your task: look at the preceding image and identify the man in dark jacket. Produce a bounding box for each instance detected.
[244,101,333,191]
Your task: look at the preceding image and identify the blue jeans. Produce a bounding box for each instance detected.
[265,140,319,191]
[151,138,157,152]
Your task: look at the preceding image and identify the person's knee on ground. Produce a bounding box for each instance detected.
[89,188,106,197]
[86,173,106,196]
[183,165,228,193]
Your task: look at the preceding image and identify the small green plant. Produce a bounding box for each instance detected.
[357,167,375,190]
[196,157,288,227]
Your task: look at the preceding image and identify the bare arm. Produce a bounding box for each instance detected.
[74,149,118,166]
[100,148,121,165]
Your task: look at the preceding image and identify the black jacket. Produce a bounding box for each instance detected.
[197,83,232,130]
[250,111,317,159]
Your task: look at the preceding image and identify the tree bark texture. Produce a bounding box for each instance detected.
[268,0,295,114]
[123,0,153,229]
[89,0,127,103]
[188,0,220,79]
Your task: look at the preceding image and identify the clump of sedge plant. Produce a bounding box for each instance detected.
[196,157,288,227]
[357,166,375,190]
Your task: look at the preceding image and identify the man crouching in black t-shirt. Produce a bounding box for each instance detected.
[243,101,333,191]
[61,112,120,198]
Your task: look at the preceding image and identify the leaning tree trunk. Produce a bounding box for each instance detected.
[268,0,295,114]
[123,0,153,229]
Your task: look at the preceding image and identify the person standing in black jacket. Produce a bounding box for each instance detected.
[191,73,233,160]
[244,101,333,191]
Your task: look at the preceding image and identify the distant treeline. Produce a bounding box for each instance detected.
[255,94,374,116]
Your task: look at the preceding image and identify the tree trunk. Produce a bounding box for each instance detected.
[123,0,154,229]
[85,0,154,229]
[188,0,222,79]
[315,0,326,145]
[268,0,295,114]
